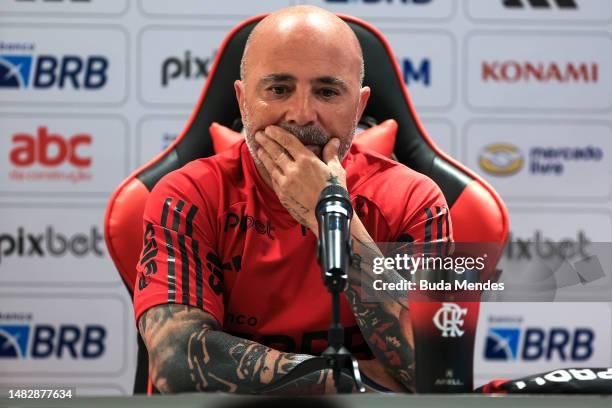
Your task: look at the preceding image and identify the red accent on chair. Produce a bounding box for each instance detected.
[104,178,150,292]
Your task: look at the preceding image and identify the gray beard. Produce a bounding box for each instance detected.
[243,107,356,163]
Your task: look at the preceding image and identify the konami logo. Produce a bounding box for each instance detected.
[482,61,598,83]
[8,126,92,183]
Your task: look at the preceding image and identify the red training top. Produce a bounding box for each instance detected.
[134,141,452,358]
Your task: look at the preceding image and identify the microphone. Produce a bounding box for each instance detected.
[315,184,353,293]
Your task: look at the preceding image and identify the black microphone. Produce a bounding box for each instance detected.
[315,184,353,293]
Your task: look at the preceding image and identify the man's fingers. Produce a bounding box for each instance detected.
[256,147,284,183]
[255,132,292,168]
[264,125,311,158]
[323,138,341,167]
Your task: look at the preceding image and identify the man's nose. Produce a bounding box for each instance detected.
[285,90,317,126]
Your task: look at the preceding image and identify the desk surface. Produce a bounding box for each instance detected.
[1,393,611,408]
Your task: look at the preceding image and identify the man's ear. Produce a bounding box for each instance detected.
[234,79,245,119]
[357,86,371,122]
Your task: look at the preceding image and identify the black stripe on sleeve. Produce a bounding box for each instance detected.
[172,200,185,232]
[435,206,443,256]
[161,198,172,227]
[185,204,198,237]
[424,207,433,255]
[193,240,203,309]
[161,198,175,302]
[164,228,176,302]
[178,234,190,305]
[444,207,452,256]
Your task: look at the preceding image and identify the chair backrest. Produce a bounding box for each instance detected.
[104,14,509,394]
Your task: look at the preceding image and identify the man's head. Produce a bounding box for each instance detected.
[234,5,370,163]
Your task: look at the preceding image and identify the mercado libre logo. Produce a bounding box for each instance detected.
[8,126,93,184]
[479,143,524,176]
[478,142,604,177]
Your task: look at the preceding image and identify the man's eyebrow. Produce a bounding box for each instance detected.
[259,73,296,84]
[313,76,348,91]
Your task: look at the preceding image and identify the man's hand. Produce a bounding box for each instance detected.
[255,125,346,235]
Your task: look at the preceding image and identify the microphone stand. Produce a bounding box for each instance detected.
[257,187,366,395]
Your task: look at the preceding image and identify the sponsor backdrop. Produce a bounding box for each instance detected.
[1,0,611,394]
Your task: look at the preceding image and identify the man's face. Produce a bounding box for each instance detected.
[235,24,369,163]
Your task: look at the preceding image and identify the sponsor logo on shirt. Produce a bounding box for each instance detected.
[224,212,276,240]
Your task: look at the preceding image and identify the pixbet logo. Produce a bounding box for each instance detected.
[433,303,467,337]
[0,44,109,90]
[401,58,431,86]
[504,230,590,261]
[0,323,106,360]
[0,226,104,265]
[161,50,215,87]
[485,326,594,361]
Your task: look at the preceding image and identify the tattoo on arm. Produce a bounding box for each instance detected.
[327,174,339,185]
[280,197,311,228]
[345,235,416,392]
[138,304,349,395]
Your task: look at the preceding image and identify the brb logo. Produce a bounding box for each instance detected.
[0,323,106,359]
[433,303,467,337]
[485,326,594,361]
[0,43,108,90]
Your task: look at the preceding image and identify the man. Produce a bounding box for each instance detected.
[134,5,452,394]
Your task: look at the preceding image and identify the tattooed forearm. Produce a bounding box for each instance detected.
[280,197,311,228]
[345,219,416,392]
[138,304,342,395]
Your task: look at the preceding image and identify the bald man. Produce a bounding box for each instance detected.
[135,6,452,394]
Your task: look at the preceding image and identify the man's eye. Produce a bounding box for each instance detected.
[269,86,288,95]
[319,88,339,98]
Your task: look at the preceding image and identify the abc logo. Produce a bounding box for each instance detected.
[9,126,92,168]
